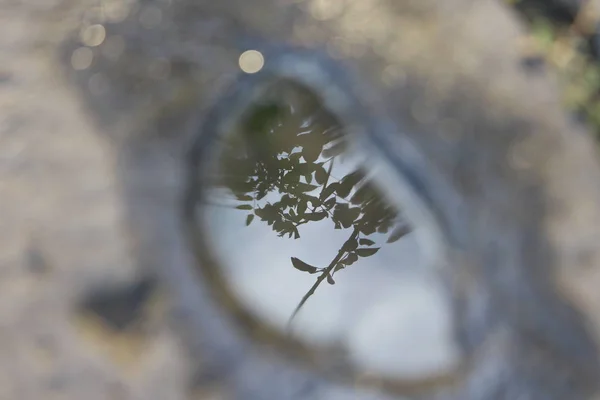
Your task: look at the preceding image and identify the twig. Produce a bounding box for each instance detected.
[287,227,360,329]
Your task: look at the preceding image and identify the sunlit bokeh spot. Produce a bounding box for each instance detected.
[71,47,94,71]
[238,50,265,74]
[80,24,106,47]
[103,0,131,23]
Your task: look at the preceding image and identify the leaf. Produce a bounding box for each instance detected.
[293,226,300,239]
[281,221,295,237]
[291,257,318,274]
[236,194,254,201]
[327,274,336,285]
[339,212,354,229]
[315,165,328,185]
[324,198,336,210]
[343,170,364,188]
[236,204,253,210]
[256,190,268,200]
[343,253,358,265]
[283,170,301,185]
[358,222,376,235]
[319,182,338,200]
[290,152,302,162]
[377,223,390,234]
[334,263,345,272]
[244,103,284,133]
[280,194,293,207]
[295,162,313,175]
[347,207,361,223]
[273,220,285,232]
[302,143,321,163]
[296,183,319,193]
[342,238,358,252]
[359,238,375,246]
[305,211,327,222]
[356,247,380,257]
[387,225,411,243]
[304,172,313,184]
[305,195,321,208]
[297,200,307,216]
[246,214,255,226]
[333,202,348,214]
[259,204,278,223]
[336,178,354,199]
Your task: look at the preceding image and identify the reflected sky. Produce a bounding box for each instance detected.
[196,81,459,380]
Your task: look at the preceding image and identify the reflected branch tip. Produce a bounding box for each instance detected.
[287,227,360,326]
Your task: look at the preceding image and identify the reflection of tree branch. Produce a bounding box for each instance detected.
[287,227,360,329]
[308,204,334,220]
[318,157,334,198]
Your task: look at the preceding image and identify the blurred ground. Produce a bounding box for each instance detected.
[511,0,600,135]
[0,1,600,399]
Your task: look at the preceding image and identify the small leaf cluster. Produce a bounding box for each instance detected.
[211,83,412,283]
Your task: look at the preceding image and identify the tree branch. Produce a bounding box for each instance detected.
[287,227,360,329]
